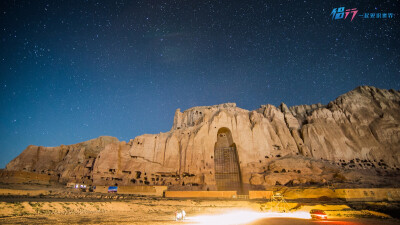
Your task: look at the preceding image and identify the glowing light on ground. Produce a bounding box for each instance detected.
[187,210,311,225]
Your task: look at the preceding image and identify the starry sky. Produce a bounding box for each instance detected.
[1,0,399,168]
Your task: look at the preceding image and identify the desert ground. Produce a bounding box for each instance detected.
[1,184,400,225]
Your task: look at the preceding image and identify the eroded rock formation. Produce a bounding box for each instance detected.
[5,86,400,190]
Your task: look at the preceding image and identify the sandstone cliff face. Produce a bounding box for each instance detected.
[6,136,119,184]
[5,86,400,190]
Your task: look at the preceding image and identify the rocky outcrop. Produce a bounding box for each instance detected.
[5,136,119,184]
[5,86,400,190]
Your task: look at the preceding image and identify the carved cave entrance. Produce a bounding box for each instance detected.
[214,127,243,193]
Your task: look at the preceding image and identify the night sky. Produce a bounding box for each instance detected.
[1,0,399,168]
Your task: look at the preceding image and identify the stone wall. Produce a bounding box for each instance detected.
[283,188,400,202]
[165,191,237,198]
[249,191,273,199]
[94,185,167,196]
[0,189,49,196]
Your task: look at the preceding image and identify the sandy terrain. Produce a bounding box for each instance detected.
[1,196,399,225]
[0,183,399,225]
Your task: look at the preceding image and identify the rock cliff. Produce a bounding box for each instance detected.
[5,86,400,190]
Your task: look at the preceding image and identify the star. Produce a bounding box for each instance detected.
[0,0,399,168]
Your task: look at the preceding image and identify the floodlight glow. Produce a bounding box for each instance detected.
[187,210,311,225]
